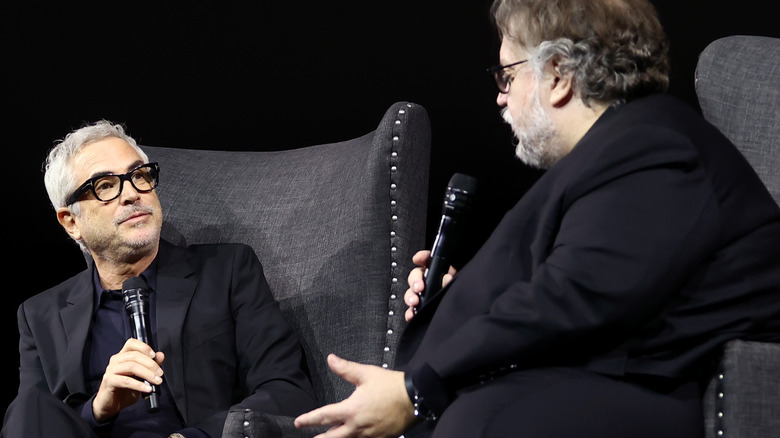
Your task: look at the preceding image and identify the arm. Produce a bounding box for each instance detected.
[16,296,164,428]
[191,245,319,436]
[414,150,718,413]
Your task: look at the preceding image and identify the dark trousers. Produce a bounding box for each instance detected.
[2,389,98,438]
[409,367,703,438]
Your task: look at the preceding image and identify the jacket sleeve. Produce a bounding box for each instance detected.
[190,244,319,437]
[413,128,719,413]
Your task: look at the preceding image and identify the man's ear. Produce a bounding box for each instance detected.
[547,59,573,107]
[57,207,82,242]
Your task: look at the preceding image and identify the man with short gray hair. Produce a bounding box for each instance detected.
[4,120,318,437]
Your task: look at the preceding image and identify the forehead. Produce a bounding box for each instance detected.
[71,137,143,179]
[499,36,529,63]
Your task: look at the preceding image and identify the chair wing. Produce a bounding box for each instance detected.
[696,35,780,438]
[142,101,431,414]
[695,35,780,204]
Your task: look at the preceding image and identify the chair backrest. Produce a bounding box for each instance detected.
[142,101,431,405]
[695,35,780,204]
[695,35,780,438]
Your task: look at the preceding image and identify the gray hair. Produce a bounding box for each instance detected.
[492,0,670,106]
[43,120,148,211]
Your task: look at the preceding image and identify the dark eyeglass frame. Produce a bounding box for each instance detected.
[65,162,160,206]
[487,59,529,94]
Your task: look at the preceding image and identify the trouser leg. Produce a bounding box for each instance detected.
[431,367,703,438]
[2,389,98,438]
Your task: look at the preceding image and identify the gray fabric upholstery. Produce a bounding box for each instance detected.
[140,101,431,437]
[703,341,780,438]
[696,36,780,438]
[695,35,780,205]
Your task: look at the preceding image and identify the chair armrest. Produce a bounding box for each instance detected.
[703,339,780,438]
[222,409,329,438]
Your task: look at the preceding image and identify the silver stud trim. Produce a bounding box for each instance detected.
[383,103,416,371]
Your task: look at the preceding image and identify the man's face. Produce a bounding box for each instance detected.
[496,37,565,169]
[60,137,163,263]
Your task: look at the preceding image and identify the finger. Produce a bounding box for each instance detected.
[111,349,164,373]
[404,288,421,322]
[326,354,360,383]
[294,404,345,428]
[404,286,421,307]
[106,360,164,387]
[407,271,425,293]
[405,306,416,322]
[121,338,157,358]
[102,371,156,393]
[411,250,431,267]
[313,425,350,438]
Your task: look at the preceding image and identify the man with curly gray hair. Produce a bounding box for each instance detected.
[296,0,780,437]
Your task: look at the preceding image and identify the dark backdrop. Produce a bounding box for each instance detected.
[3,0,777,416]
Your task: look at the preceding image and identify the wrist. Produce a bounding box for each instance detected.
[404,372,438,422]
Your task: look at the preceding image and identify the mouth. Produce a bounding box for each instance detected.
[117,207,154,226]
[121,212,149,225]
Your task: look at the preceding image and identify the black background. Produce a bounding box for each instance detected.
[3,0,778,415]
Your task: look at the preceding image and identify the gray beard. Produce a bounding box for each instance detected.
[80,204,160,263]
[501,90,565,169]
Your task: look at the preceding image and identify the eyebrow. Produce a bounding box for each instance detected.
[87,160,145,180]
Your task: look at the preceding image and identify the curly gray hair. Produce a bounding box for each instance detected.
[492,0,670,106]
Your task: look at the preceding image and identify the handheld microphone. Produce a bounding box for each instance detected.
[418,173,478,309]
[122,276,160,413]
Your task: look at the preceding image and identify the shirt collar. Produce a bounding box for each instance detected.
[91,258,159,309]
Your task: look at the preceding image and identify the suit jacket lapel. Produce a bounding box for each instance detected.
[154,241,198,421]
[60,270,95,394]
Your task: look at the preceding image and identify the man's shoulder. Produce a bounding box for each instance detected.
[23,268,91,313]
[163,239,254,254]
[160,239,259,266]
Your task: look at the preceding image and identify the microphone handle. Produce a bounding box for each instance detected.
[420,253,448,307]
[128,308,160,412]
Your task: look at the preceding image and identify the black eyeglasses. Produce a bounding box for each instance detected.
[487,59,528,94]
[65,162,160,205]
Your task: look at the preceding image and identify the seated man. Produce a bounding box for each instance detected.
[3,120,318,437]
[294,0,780,437]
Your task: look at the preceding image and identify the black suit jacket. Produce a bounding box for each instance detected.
[15,240,318,437]
[398,94,780,414]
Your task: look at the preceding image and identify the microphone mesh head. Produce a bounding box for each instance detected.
[448,173,478,194]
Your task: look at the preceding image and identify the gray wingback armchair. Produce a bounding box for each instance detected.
[141,101,431,437]
[696,35,780,438]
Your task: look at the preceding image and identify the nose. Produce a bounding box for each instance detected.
[496,91,508,107]
[118,179,142,204]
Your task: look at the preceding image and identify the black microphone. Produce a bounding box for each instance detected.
[418,173,478,309]
[122,276,159,413]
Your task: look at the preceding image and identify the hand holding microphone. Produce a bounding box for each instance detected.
[406,173,477,318]
[92,276,164,421]
[122,276,161,412]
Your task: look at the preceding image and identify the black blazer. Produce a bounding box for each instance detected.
[398,94,780,413]
[15,240,318,437]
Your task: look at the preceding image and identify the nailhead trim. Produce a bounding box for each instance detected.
[384,103,415,370]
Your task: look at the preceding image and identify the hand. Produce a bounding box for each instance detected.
[404,250,456,321]
[294,354,417,438]
[92,338,165,422]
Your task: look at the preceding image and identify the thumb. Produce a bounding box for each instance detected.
[327,354,363,385]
